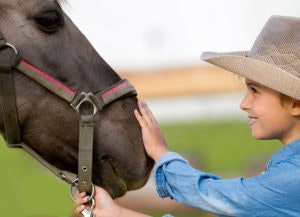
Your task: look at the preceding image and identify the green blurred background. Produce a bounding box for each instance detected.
[0,119,280,217]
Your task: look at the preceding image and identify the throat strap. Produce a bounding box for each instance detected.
[20,142,76,184]
[0,50,21,146]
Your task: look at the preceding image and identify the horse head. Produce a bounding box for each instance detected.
[0,0,153,198]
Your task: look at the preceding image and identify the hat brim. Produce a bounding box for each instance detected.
[201,51,300,100]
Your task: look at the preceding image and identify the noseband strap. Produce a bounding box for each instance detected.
[0,35,137,196]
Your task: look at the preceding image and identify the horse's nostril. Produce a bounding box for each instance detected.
[98,154,109,164]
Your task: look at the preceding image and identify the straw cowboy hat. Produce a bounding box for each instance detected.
[201,15,300,100]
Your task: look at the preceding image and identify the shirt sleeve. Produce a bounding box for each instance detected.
[154,152,300,217]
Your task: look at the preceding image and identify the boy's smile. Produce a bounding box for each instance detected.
[249,118,257,127]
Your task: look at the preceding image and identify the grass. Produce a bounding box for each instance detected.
[0,119,281,217]
[0,136,72,217]
[162,119,280,176]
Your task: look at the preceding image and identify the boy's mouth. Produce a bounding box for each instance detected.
[249,117,257,127]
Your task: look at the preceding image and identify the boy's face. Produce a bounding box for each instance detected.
[240,79,299,145]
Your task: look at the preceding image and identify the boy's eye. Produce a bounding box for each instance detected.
[246,84,258,94]
[251,87,257,92]
[249,86,259,94]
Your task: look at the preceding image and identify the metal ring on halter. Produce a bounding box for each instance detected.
[73,92,98,116]
[3,43,19,55]
[69,178,95,202]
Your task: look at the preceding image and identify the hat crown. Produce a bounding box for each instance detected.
[201,15,300,100]
[248,15,300,78]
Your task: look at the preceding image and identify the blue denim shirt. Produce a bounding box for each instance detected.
[155,139,300,217]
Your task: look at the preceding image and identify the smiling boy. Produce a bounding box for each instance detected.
[75,15,300,217]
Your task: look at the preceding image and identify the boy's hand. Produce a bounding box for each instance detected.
[134,100,169,161]
[73,191,88,217]
[73,187,121,217]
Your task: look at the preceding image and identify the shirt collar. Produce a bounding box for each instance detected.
[267,139,300,169]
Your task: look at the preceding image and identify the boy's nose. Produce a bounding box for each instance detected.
[240,93,250,111]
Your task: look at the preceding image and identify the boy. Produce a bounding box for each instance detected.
[75,15,300,217]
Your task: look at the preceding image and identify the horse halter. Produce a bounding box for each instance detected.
[0,33,137,200]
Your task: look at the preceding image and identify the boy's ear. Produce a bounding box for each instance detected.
[290,100,300,116]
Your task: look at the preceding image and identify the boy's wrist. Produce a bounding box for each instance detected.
[110,202,122,217]
[153,149,169,162]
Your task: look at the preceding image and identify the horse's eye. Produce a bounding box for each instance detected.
[34,11,63,34]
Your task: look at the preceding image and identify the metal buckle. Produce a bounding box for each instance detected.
[0,42,21,70]
[69,178,95,202]
[73,92,98,116]
[3,43,18,55]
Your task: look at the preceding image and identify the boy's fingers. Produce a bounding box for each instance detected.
[137,100,155,124]
[75,191,87,199]
[74,191,88,208]
[75,205,85,215]
[134,101,148,126]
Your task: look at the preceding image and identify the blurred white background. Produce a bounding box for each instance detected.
[63,1,300,122]
[64,0,300,70]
